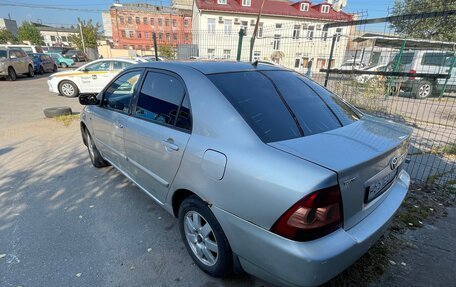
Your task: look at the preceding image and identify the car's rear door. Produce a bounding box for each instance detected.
[90,69,143,168]
[123,70,191,202]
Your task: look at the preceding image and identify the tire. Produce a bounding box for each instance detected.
[43,106,72,118]
[61,63,68,68]
[85,129,109,168]
[414,80,434,99]
[58,80,79,97]
[7,67,17,81]
[39,66,45,75]
[179,195,233,277]
[53,65,58,72]
[27,65,34,77]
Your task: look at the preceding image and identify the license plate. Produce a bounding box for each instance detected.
[365,169,397,203]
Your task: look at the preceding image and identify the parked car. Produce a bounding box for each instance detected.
[30,53,58,74]
[355,65,387,87]
[48,58,139,97]
[0,48,35,81]
[0,44,44,54]
[46,52,75,68]
[389,50,455,98]
[78,62,412,287]
[64,50,88,62]
[42,46,73,55]
[339,60,365,70]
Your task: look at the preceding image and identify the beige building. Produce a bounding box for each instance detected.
[192,0,353,72]
[32,23,78,47]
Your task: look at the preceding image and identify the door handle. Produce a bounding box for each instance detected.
[162,138,179,151]
[114,120,124,129]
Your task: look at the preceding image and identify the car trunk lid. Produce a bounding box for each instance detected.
[269,116,412,230]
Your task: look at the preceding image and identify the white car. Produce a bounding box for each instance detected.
[48,58,139,97]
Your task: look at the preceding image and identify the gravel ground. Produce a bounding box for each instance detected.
[0,75,455,287]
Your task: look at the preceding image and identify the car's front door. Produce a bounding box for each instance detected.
[90,70,143,168]
[123,71,192,202]
[79,60,112,92]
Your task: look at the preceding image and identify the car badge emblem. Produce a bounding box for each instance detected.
[390,156,398,170]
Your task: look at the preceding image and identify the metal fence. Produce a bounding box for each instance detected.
[146,10,456,184]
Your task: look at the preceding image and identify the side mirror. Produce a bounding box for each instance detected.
[81,68,89,72]
[79,93,100,105]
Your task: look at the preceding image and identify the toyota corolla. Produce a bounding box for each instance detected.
[79,62,411,287]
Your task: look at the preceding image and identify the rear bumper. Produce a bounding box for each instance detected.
[212,169,410,287]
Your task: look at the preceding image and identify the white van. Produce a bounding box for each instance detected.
[0,44,44,54]
[390,50,455,98]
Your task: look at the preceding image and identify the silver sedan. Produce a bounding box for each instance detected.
[79,62,411,287]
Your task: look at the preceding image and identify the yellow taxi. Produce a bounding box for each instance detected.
[48,58,139,97]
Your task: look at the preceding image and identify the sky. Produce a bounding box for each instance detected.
[0,0,396,27]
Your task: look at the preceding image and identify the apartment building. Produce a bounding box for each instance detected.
[108,3,192,50]
[32,23,77,47]
[192,0,353,71]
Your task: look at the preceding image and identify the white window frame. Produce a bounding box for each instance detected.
[292,25,300,39]
[218,0,227,4]
[300,3,309,11]
[253,51,261,61]
[224,19,232,35]
[273,35,281,50]
[208,18,216,34]
[208,48,215,59]
[223,49,231,59]
[321,5,330,13]
[242,0,251,7]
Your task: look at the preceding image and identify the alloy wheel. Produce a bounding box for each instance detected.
[183,211,219,266]
[419,84,431,98]
[61,83,75,96]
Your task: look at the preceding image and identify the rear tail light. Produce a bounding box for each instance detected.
[409,69,416,80]
[270,185,342,241]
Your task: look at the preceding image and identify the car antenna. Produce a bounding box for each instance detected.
[252,60,259,68]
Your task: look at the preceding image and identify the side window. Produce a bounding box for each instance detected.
[176,95,192,131]
[85,61,110,71]
[134,72,185,127]
[40,55,47,61]
[102,70,142,113]
[421,53,446,66]
[112,61,133,70]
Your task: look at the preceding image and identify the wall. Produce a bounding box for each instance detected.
[109,6,192,50]
[192,9,350,71]
[0,18,18,36]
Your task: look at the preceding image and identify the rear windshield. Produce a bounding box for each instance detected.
[208,71,360,143]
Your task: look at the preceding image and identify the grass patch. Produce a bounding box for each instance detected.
[53,114,79,127]
[439,143,456,155]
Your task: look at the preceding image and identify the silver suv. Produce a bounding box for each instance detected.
[0,48,35,81]
[389,50,455,98]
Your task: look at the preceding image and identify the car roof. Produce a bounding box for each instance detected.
[131,61,284,75]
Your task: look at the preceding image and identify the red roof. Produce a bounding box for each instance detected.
[196,0,353,21]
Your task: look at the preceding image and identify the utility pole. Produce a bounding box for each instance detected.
[249,0,265,62]
[79,22,86,53]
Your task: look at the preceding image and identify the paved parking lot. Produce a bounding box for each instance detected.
[0,75,454,287]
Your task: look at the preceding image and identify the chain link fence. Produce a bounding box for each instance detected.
[144,10,456,184]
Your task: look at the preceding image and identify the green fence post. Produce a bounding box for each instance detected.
[439,55,455,99]
[153,32,159,61]
[324,34,337,87]
[386,38,406,98]
[236,29,245,62]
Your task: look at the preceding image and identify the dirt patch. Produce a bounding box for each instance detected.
[323,181,456,286]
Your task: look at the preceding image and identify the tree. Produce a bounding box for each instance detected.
[17,22,43,45]
[0,28,17,44]
[391,0,456,41]
[159,44,175,59]
[69,18,101,51]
